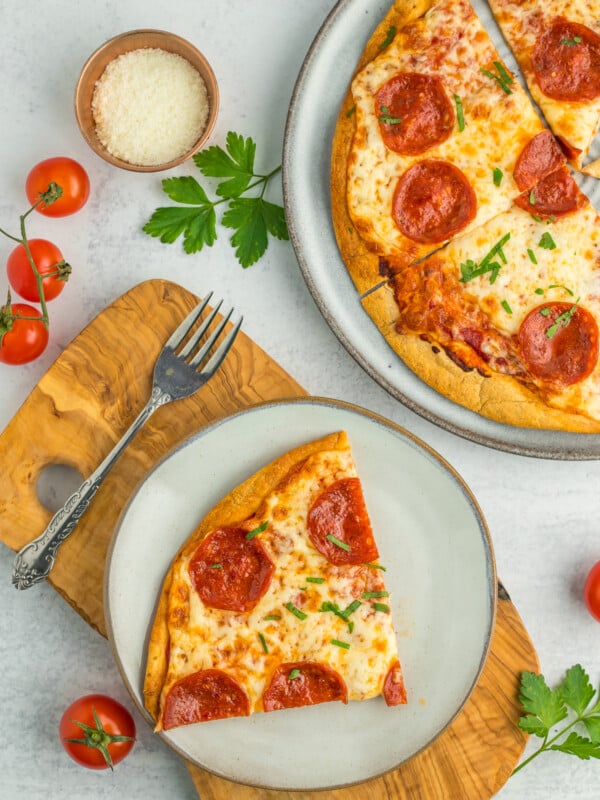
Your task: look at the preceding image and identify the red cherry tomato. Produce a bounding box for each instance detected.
[25,157,90,216]
[7,239,68,302]
[59,694,136,770]
[0,303,49,364]
[584,561,600,622]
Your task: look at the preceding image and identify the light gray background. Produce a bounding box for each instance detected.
[0,1,599,798]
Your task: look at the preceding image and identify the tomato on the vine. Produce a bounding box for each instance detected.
[26,157,90,216]
[584,561,600,622]
[59,694,136,770]
[7,239,69,302]
[0,302,48,364]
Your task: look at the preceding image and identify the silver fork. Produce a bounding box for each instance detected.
[12,293,242,590]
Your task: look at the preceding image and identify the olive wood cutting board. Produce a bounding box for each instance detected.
[0,279,538,799]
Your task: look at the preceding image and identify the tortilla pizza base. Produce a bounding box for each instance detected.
[143,430,349,722]
[331,0,600,433]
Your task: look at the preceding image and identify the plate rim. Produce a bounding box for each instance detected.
[281,0,600,461]
[104,395,498,791]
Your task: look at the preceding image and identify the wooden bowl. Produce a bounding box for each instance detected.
[75,29,219,172]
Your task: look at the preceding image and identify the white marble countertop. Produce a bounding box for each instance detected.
[1,1,599,798]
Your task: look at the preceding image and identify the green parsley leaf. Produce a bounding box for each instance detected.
[493,167,503,186]
[143,131,288,267]
[512,665,600,775]
[545,302,579,339]
[210,563,223,570]
[378,105,402,125]
[289,668,301,680]
[539,232,557,250]
[561,36,583,46]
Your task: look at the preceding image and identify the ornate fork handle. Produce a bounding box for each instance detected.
[12,387,171,590]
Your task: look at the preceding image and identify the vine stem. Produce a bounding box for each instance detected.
[511,715,583,775]
[19,205,50,326]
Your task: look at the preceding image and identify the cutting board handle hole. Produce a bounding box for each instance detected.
[36,464,84,513]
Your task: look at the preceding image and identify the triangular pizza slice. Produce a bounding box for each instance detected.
[487,0,600,174]
[144,431,406,730]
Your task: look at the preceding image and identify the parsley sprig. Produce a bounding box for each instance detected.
[512,664,600,775]
[143,131,289,268]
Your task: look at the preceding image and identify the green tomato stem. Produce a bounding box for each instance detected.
[19,211,49,328]
[511,715,584,775]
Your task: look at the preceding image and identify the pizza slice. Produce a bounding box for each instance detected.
[331,0,552,294]
[143,431,406,730]
[487,0,600,174]
[362,200,600,431]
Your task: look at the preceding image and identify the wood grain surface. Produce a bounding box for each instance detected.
[0,279,538,799]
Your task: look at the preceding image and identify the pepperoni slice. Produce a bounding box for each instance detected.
[518,302,599,385]
[375,72,454,156]
[513,131,565,192]
[189,527,275,612]
[392,161,476,244]
[262,662,348,712]
[514,166,587,218]
[162,669,250,729]
[533,17,600,102]
[383,659,407,706]
[307,477,378,565]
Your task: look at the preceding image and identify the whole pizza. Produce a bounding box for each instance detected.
[331,0,600,432]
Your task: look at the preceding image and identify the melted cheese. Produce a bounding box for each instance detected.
[487,0,600,168]
[159,446,401,724]
[347,0,544,263]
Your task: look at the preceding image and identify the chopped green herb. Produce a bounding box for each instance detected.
[549,283,574,296]
[210,563,223,569]
[326,533,350,552]
[331,639,351,650]
[561,36,583,46]
[529,189,536,205]
[258,633,268,653]
[364,562,387,571]
[459,232,511,283]
[344,600,362,616]
[346,104,356,118]
[378,105,402,125]
[246,521,268,539]
[373,602,391,613]
[288,668,301,680]
[480,65,513,94]
[539,307,552,317]
[493,60,514,86]
[380,25,397,49]
[348,621,355,633]
[285,601,307,620]
[306,577,325,584]
[539,232,557,250]
[362,591,390,599]
[454,94,465,131]
[527,248,538,264]
[546,301,580,339]
[532,214,543,223]
[501,299,513,314]
[535,288,544,295]
[493,167,503,186]
[263,614,281,621]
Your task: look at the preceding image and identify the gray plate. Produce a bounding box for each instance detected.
[282,0,600,459]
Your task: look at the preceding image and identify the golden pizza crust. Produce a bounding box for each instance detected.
[143,430,350,722]
[331,0,600,433]
[363,282,600,432]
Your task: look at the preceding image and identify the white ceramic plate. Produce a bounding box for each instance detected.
[282,0,600,459]
[105,398,496,791]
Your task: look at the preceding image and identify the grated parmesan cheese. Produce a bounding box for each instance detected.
[91,47,210,166]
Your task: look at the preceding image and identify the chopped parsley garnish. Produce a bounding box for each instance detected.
[549,283,574,296]
[480,62,514,94]
[331,639,351,650]
[364,562,387,571]
[378,105,401,125]
[362,590,390,599]
[210,563,223,569]
[288,668,301,680]
[454,94,465,131]
[326,533,350,551]
[501,299,513,314]
[380,25,397,49]
[346,104,356,118]
[529,189,536,205]
[527,248,538,264]
[545,301,580,339]
[285,602,307,620]
[306,576,325,584]
[320,600,362,632]
[459,232,511,283]
[539,307,552,317]
[561,36,583,46]
[493,167,503,187]
[245,521,268,539]
[373,602,391,613]
[263,614,281,621]
[539,232,557,250]
[258,633,268,653]
[535,288,544,295]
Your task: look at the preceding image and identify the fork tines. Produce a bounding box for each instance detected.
[167,294,242,372]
